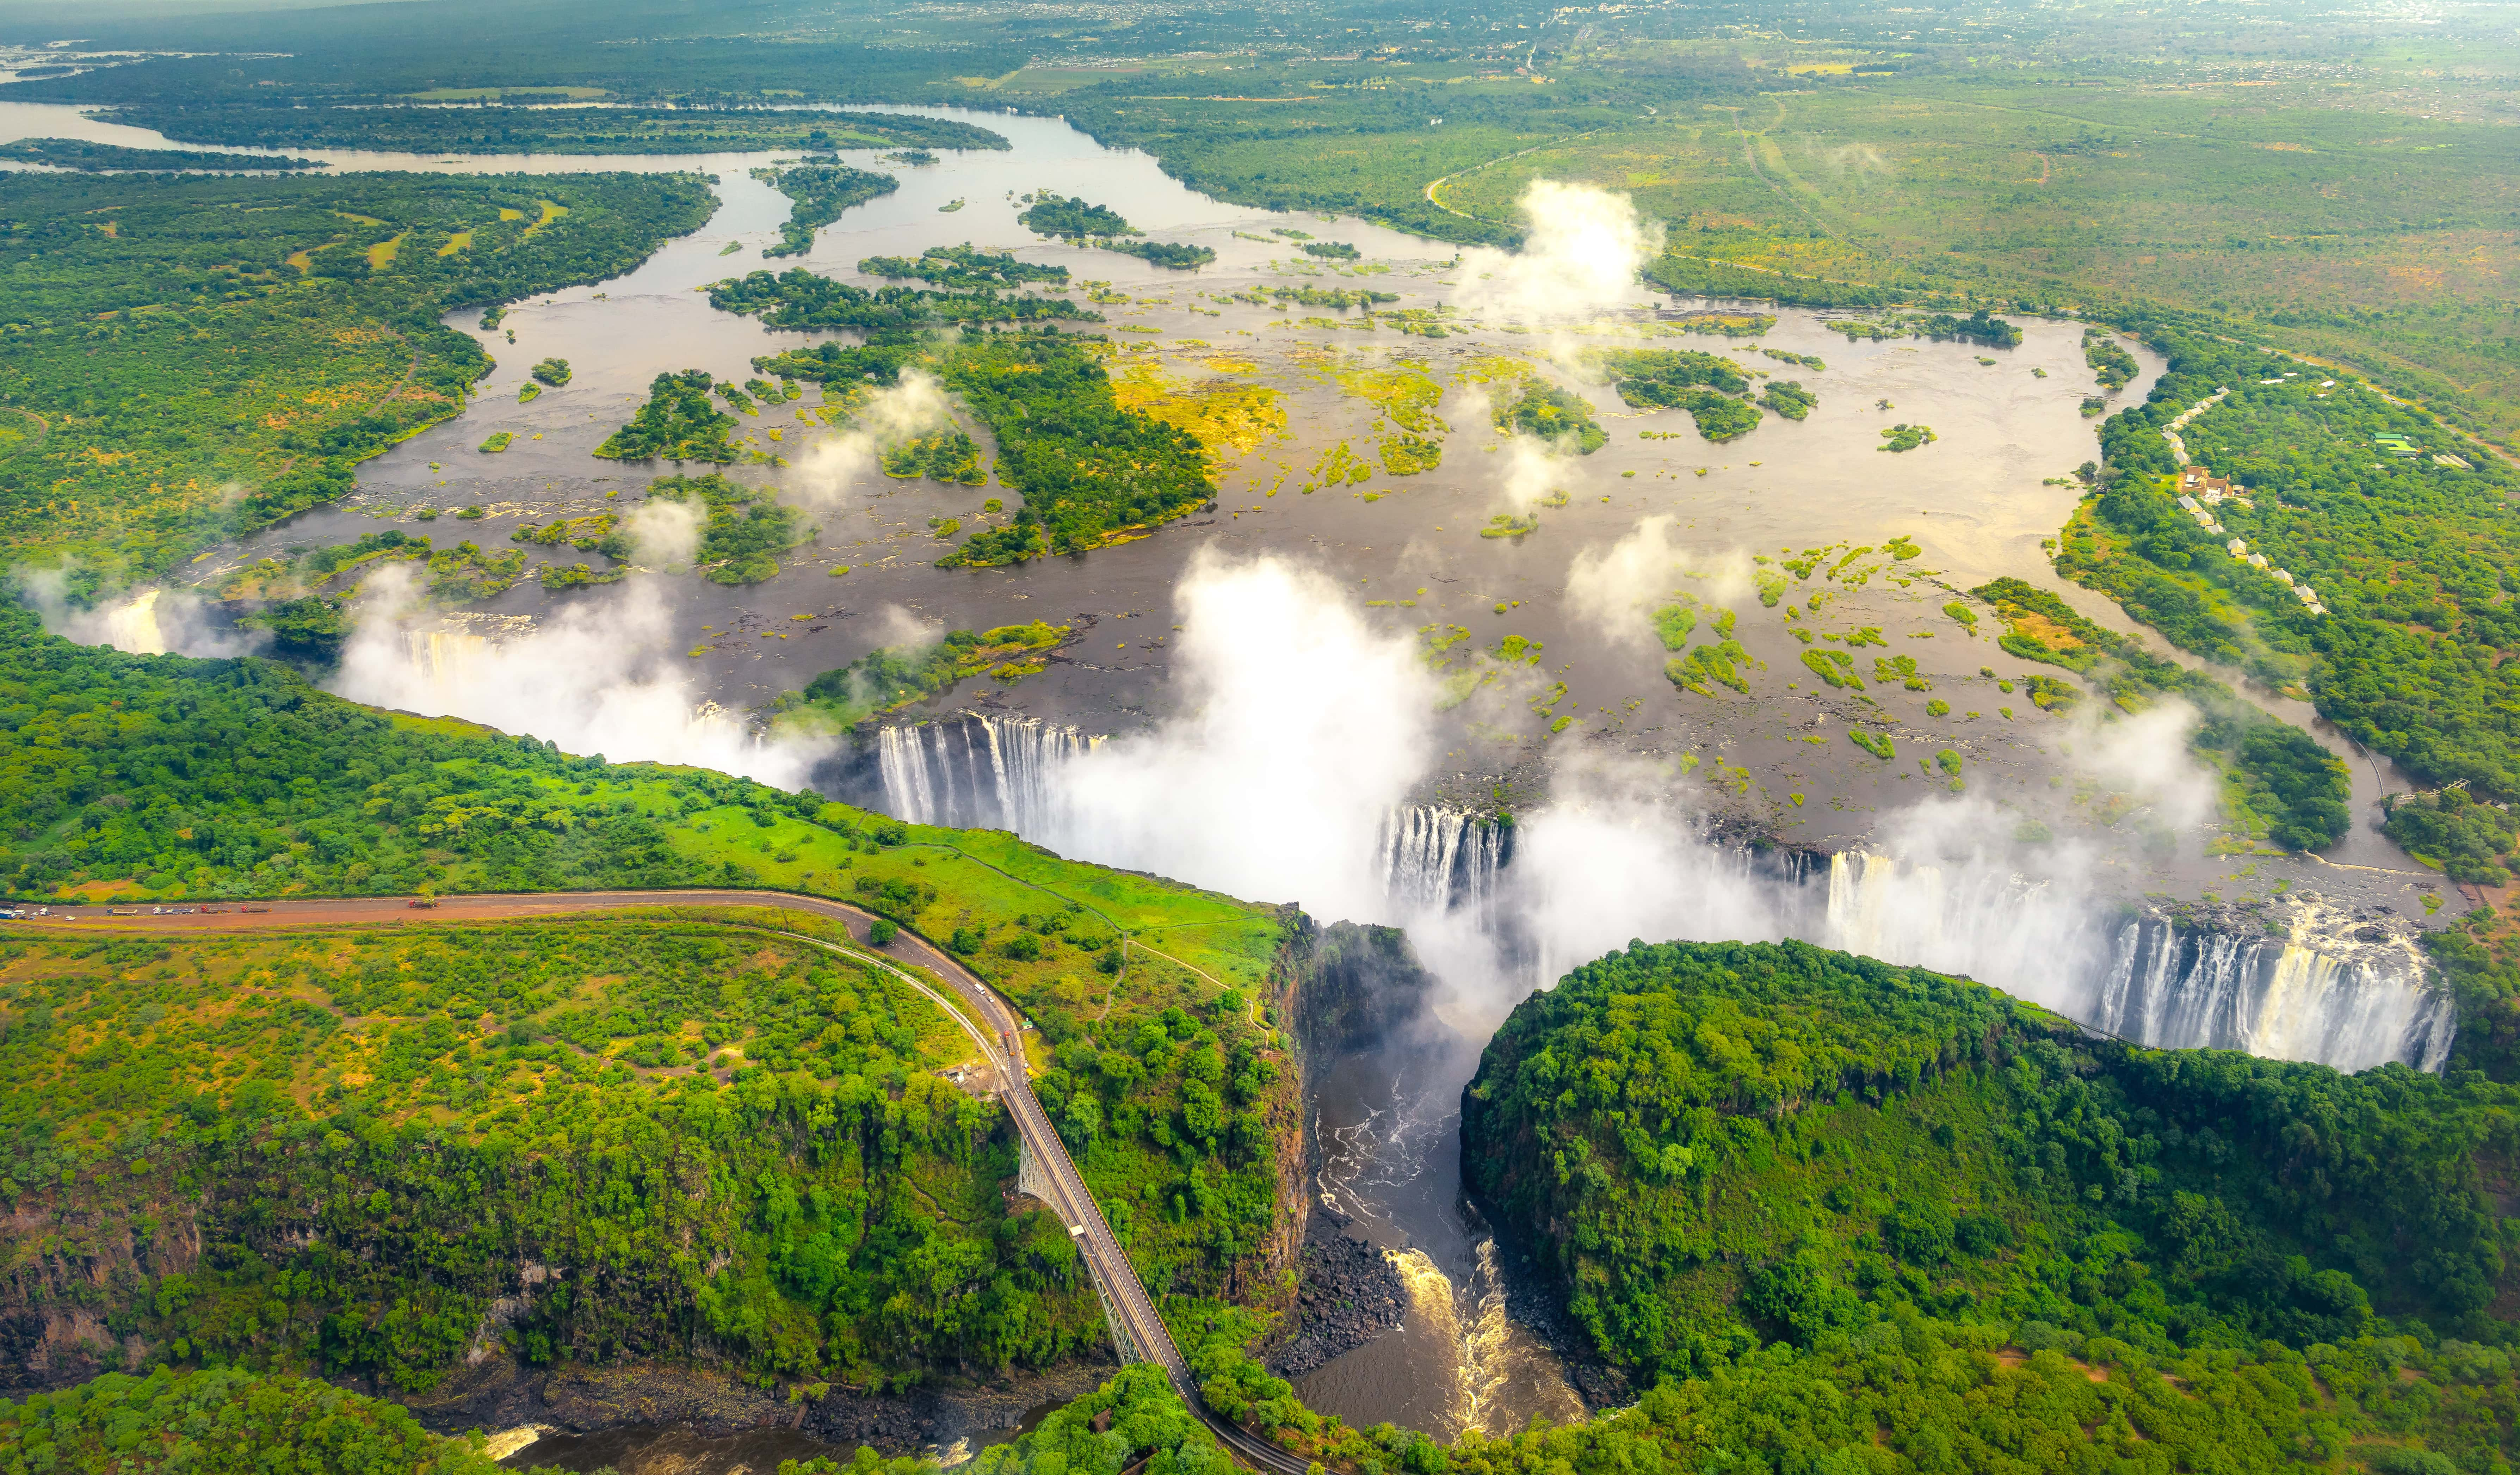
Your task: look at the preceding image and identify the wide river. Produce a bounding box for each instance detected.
[2,93,2460,1465]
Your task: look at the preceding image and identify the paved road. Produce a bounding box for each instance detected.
[19,889,1313,1475]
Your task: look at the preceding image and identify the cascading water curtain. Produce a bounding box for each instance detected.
[1829,852,2454,1072]
[875,715,1099,832]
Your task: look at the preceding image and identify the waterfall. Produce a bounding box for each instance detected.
[871,736,2454,1076]
[1823,851,2111,999]
[874,714,1098,832]
[2086,913,2456,1074]
[1825,852,2453,1073]
[1376,806,1509,919]
[102,589,166,654]
[403,629,489,690]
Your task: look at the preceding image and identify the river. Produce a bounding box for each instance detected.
[3,93,2464,1462]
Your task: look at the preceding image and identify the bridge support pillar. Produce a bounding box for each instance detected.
[1017,1137,1142,1367]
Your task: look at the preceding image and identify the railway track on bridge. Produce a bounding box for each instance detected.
[19,889,1315,1475]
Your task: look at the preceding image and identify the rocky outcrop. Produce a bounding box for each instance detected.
[1266,1210,1407,1378]
[394,1351,1121,1456]
[1291,920,1438,1055]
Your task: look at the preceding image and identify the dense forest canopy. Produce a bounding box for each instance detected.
[1425,938,2520,1474]
[0,603,1298,1394]
[0,169,711,584]
[0,1366,504,1474]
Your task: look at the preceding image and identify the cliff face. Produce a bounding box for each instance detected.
[1254,917,1439,1307]
[1292,920,1439,1058]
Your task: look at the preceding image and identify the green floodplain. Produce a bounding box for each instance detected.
[11,0,2520,1471]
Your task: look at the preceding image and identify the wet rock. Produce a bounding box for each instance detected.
[1490,1240,1630,1413]
[801,1390,938,1451]
[1266,1218,1408,1378]
[387,1353,1118,1459]
[385,1356,793,1442]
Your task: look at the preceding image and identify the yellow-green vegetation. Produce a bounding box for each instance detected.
[862,243,1071,290]
[1593,348,1767,442]
[1878,422,1938,452]
[596,369,739,463]
[1478,512,1538,540]
[1848,727,1897,759]
[1667,640,1752,696]
[965,1365,1227,1475]
[0,915,1073,1386]
[1325,358,1447,473]
[476,430,513,452]
[760,331,1212,566]
[2085,328,2140,390]
[1305,440,1372,492]
[217,527,430,606]
[0,170,711,585]
[0,1367,503,1473]
[2067,332,2520,818]
[515,381,541,403]
[1493,634,1545,665]
[1972,576,2349,851]
[413,539,527,603]
[1830,309,2021,349]
[1673,310,1774,337]
[710,268,1094,331]
[1333,359,1445,434]
[0,138,326,172]
[513,514,618,550]
[1106,359,1287,459]
[1655,595,1751,696]
[1757,379,1817,421]
[1873,653,1929,690]
[645,472,804,584]
[881,430,987,485]
[1377,434,1441,475]
[788,623,1075,729]
[1017,193,1136,239]
[1491,380,1606,453]
[1802,648,1863,690]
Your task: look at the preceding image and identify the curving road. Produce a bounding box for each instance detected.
[18,889,1313,1475]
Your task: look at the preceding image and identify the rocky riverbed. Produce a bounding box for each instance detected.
[1269,1212,1410,1379]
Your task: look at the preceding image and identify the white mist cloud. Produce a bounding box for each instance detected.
[1455,181,1666,326]
[2055,701,2221,834]
[22,572,265,658]
[1496,758,1781,1002]
[1822,793,2112,1014]
[1563,519,1766,648]
[867,603,943,653]
[623,496,703,567]
[1495,433,1576,513]
[1563,516,1685,647]
[1042,549,1440,924]
[329,565,825,788]
[790,369,955,512]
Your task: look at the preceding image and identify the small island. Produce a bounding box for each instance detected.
[0,137,326,172]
